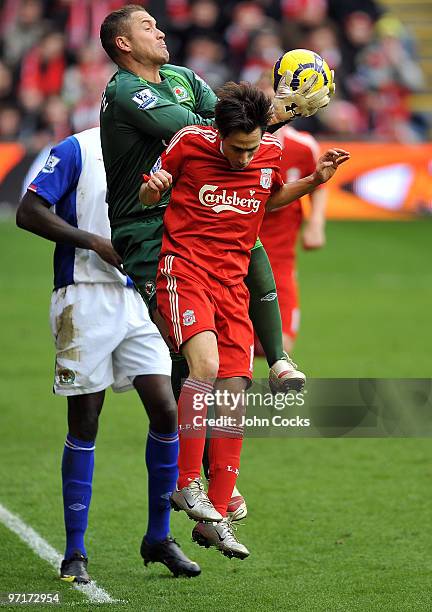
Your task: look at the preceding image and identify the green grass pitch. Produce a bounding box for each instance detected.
[0,219,431,610]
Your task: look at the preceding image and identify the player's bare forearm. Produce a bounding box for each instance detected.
[266,174,321,211]
[17,192,98,248]
[267,107,293,132]
[16,191,123,269]
[266,117,292,135]
[267,148,350,211]
[302,188,327,250]
[308,186,327,224]
[303,191,327,250]
[139,183,162,206]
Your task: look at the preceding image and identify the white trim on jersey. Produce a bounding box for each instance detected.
[166,126,217,154]
[160,255,183,347]
[261,134,283,150]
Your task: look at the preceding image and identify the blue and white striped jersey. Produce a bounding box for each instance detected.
[28,127,131,289]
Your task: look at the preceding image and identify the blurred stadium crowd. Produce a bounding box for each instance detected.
[0,0,429,153]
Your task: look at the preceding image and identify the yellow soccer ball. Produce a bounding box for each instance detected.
[272,48,333,93]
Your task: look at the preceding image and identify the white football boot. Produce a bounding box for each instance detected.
[192,518,250,559]
[269,351,306,393]
[227,485,248,521]
[171,479,223,522]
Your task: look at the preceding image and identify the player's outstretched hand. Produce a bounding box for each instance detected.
[313,148,350,184]
[93,236,125,273]
[273,70,331,121]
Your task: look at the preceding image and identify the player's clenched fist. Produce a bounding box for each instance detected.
[148,170,173,192]
[140,170,173,206]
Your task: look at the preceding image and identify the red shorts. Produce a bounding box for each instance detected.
[157,255,254,379]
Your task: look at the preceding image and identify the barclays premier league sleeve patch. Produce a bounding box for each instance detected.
[42,154,61,174]
[150,157,162,173]
[132,89,158,110]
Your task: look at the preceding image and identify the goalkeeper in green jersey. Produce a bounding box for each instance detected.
[99,4,331,522]
[99,5,332,395]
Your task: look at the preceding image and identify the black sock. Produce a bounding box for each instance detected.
[170,351,189,402]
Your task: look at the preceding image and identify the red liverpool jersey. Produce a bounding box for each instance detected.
[260,126,320,257]
[160,125,283,285]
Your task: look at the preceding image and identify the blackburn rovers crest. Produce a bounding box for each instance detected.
[173,85,190,103]
[57,368,75,385]
[260,168,272,189]
[144,280,155,297]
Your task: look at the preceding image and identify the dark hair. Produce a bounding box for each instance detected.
[100,4,147,62]
[214,82,273,138]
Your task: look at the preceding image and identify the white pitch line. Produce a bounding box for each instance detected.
[0,503,117,604]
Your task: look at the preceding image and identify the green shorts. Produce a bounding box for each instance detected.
[111,213,164,311]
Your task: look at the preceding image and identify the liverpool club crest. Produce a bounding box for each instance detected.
[260,168,272,189]
[182,309,196,326]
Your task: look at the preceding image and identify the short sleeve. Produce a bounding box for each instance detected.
[28,137,82,207]
[271,165,284,194]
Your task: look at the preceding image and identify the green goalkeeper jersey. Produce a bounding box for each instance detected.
[100,64,217,226]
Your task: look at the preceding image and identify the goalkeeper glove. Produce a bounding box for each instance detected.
[273,70,335,121]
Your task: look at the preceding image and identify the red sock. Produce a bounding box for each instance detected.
[177,378,213,490]
[207,426,244,516]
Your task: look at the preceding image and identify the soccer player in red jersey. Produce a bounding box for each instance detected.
[258,125,327,353]
[139,82,349,559]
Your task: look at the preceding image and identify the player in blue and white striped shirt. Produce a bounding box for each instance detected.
[16,127,200,582]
